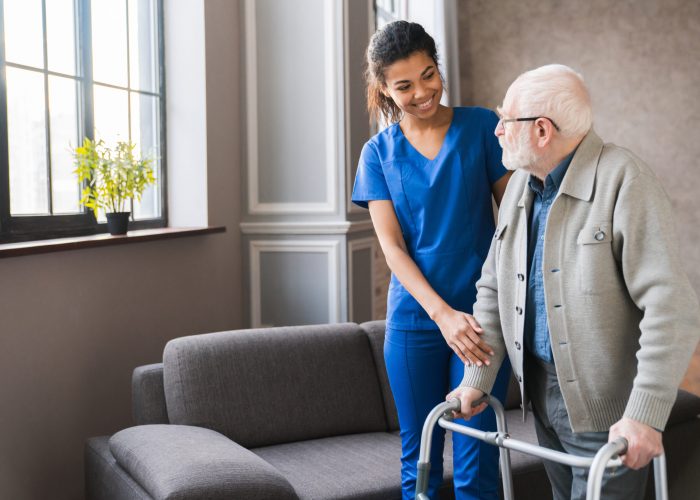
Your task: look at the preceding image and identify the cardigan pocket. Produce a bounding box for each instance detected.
[494,223,508,274]
[576,223,618,294]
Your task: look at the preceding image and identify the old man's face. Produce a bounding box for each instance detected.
[495,98,537,172]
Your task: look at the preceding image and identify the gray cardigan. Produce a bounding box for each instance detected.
[461,129,700,432]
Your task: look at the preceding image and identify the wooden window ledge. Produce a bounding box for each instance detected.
[0,226,226,258]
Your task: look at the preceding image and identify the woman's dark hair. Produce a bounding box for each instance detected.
[365,21,441,124]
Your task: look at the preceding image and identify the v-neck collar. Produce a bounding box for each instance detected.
[396,108,457,163]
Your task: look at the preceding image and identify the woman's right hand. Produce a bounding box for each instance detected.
[433,307,494,366]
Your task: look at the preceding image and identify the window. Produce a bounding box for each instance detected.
[375,0,407,30]
[0,0,166,242]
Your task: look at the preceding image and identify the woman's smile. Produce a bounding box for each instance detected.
[414,95,436,111]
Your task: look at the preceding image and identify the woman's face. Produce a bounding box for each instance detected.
[382,50,442,120]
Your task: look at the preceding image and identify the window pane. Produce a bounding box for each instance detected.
[49,76,80,214]
[91,0,128,87]
[3,0,44,68]
[131,92,160,219]
[128,0,158,93]
[6,67,49,215]
[94,85,128,219]
[93,84,129,146]
[46,0,77,75]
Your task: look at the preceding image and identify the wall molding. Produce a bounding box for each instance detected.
[344,0,365,215]
[347,236,376,323]
[245,0,339,214]
[240,219,373,235]
[249,239,341,327]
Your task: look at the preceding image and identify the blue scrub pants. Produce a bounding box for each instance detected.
[385,327,512,500]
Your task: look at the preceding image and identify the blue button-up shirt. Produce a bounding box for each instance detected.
[524,151,575,363]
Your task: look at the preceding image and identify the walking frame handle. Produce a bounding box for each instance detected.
[415,396,668,500]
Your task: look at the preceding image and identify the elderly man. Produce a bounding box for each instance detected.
[449,64,700,499]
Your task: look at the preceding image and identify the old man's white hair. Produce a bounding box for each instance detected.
[510,64,593,138]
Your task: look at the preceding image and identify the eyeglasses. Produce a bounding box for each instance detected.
[500,116,560,132]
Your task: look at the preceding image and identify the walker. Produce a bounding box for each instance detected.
[415,397,668,500]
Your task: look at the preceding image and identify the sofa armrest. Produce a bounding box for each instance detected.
[666,389,700,427]
[132,364,169,425]
[109,425,297,500]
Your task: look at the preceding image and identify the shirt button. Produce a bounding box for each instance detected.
[540,235,545,241]
[517,273,524,281]
[515,341,521,350]
[515,306,523,315]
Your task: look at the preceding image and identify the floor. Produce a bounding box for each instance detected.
[681,344,700,397]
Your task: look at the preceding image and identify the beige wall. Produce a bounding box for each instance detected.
[0,2,243,499]
[458,0,700,293]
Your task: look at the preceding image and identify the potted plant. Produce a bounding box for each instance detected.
[73,138,156,235]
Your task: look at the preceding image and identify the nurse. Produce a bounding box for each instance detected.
[351,21,512,499]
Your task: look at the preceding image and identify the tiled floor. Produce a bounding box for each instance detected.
[681,344,700,397]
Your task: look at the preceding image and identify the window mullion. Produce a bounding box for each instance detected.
[79,0,94,142]
[125,0,134,218]
[41,0,53,215]
[77,0,96,227]
[156,0,167,224]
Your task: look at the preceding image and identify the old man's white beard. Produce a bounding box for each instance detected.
[499,130,538,172]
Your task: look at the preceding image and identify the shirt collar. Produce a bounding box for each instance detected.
[528,148,577,195]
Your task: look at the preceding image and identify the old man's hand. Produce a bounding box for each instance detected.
[445,386,487,420]
[608,417,664,469]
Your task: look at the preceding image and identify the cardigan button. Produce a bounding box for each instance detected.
[517,273,525,281]
[515,341,521,350]
[515,306,523,315]
[595,230,606,241]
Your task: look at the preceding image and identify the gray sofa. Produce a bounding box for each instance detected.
[85,321,700,500]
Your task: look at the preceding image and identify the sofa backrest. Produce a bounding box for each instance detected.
[360,320,400,431]
[162,323,388,448]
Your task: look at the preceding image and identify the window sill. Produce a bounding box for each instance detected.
[0,226,226,259]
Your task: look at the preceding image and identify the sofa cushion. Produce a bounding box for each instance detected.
[252,419,546,500]
[109,425,297,500]
[163,323,388,447]
[252,432,414,499]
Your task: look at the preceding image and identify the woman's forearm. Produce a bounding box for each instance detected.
[381,243,450,321]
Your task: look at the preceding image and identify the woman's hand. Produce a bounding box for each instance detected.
[433,307,494,366]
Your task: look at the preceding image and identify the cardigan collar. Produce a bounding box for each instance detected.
[517,129,604,207]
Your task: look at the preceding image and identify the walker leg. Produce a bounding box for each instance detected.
[653,454,668,500]
[487,396,514,500]
[415,400,460,499]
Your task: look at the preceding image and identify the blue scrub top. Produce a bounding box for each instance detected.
[352,107,506,330]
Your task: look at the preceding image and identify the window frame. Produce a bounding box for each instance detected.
[0,0,167,243]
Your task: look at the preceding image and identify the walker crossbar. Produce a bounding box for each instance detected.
[415,396,668,500]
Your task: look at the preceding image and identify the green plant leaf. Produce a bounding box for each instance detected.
[71,138,157,215]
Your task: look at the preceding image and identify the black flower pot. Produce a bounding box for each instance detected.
[106,212,131,235]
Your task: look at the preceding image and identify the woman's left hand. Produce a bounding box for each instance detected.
[433,307,494,366]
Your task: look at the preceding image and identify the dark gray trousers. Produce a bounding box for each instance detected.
[525,355,648,500]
